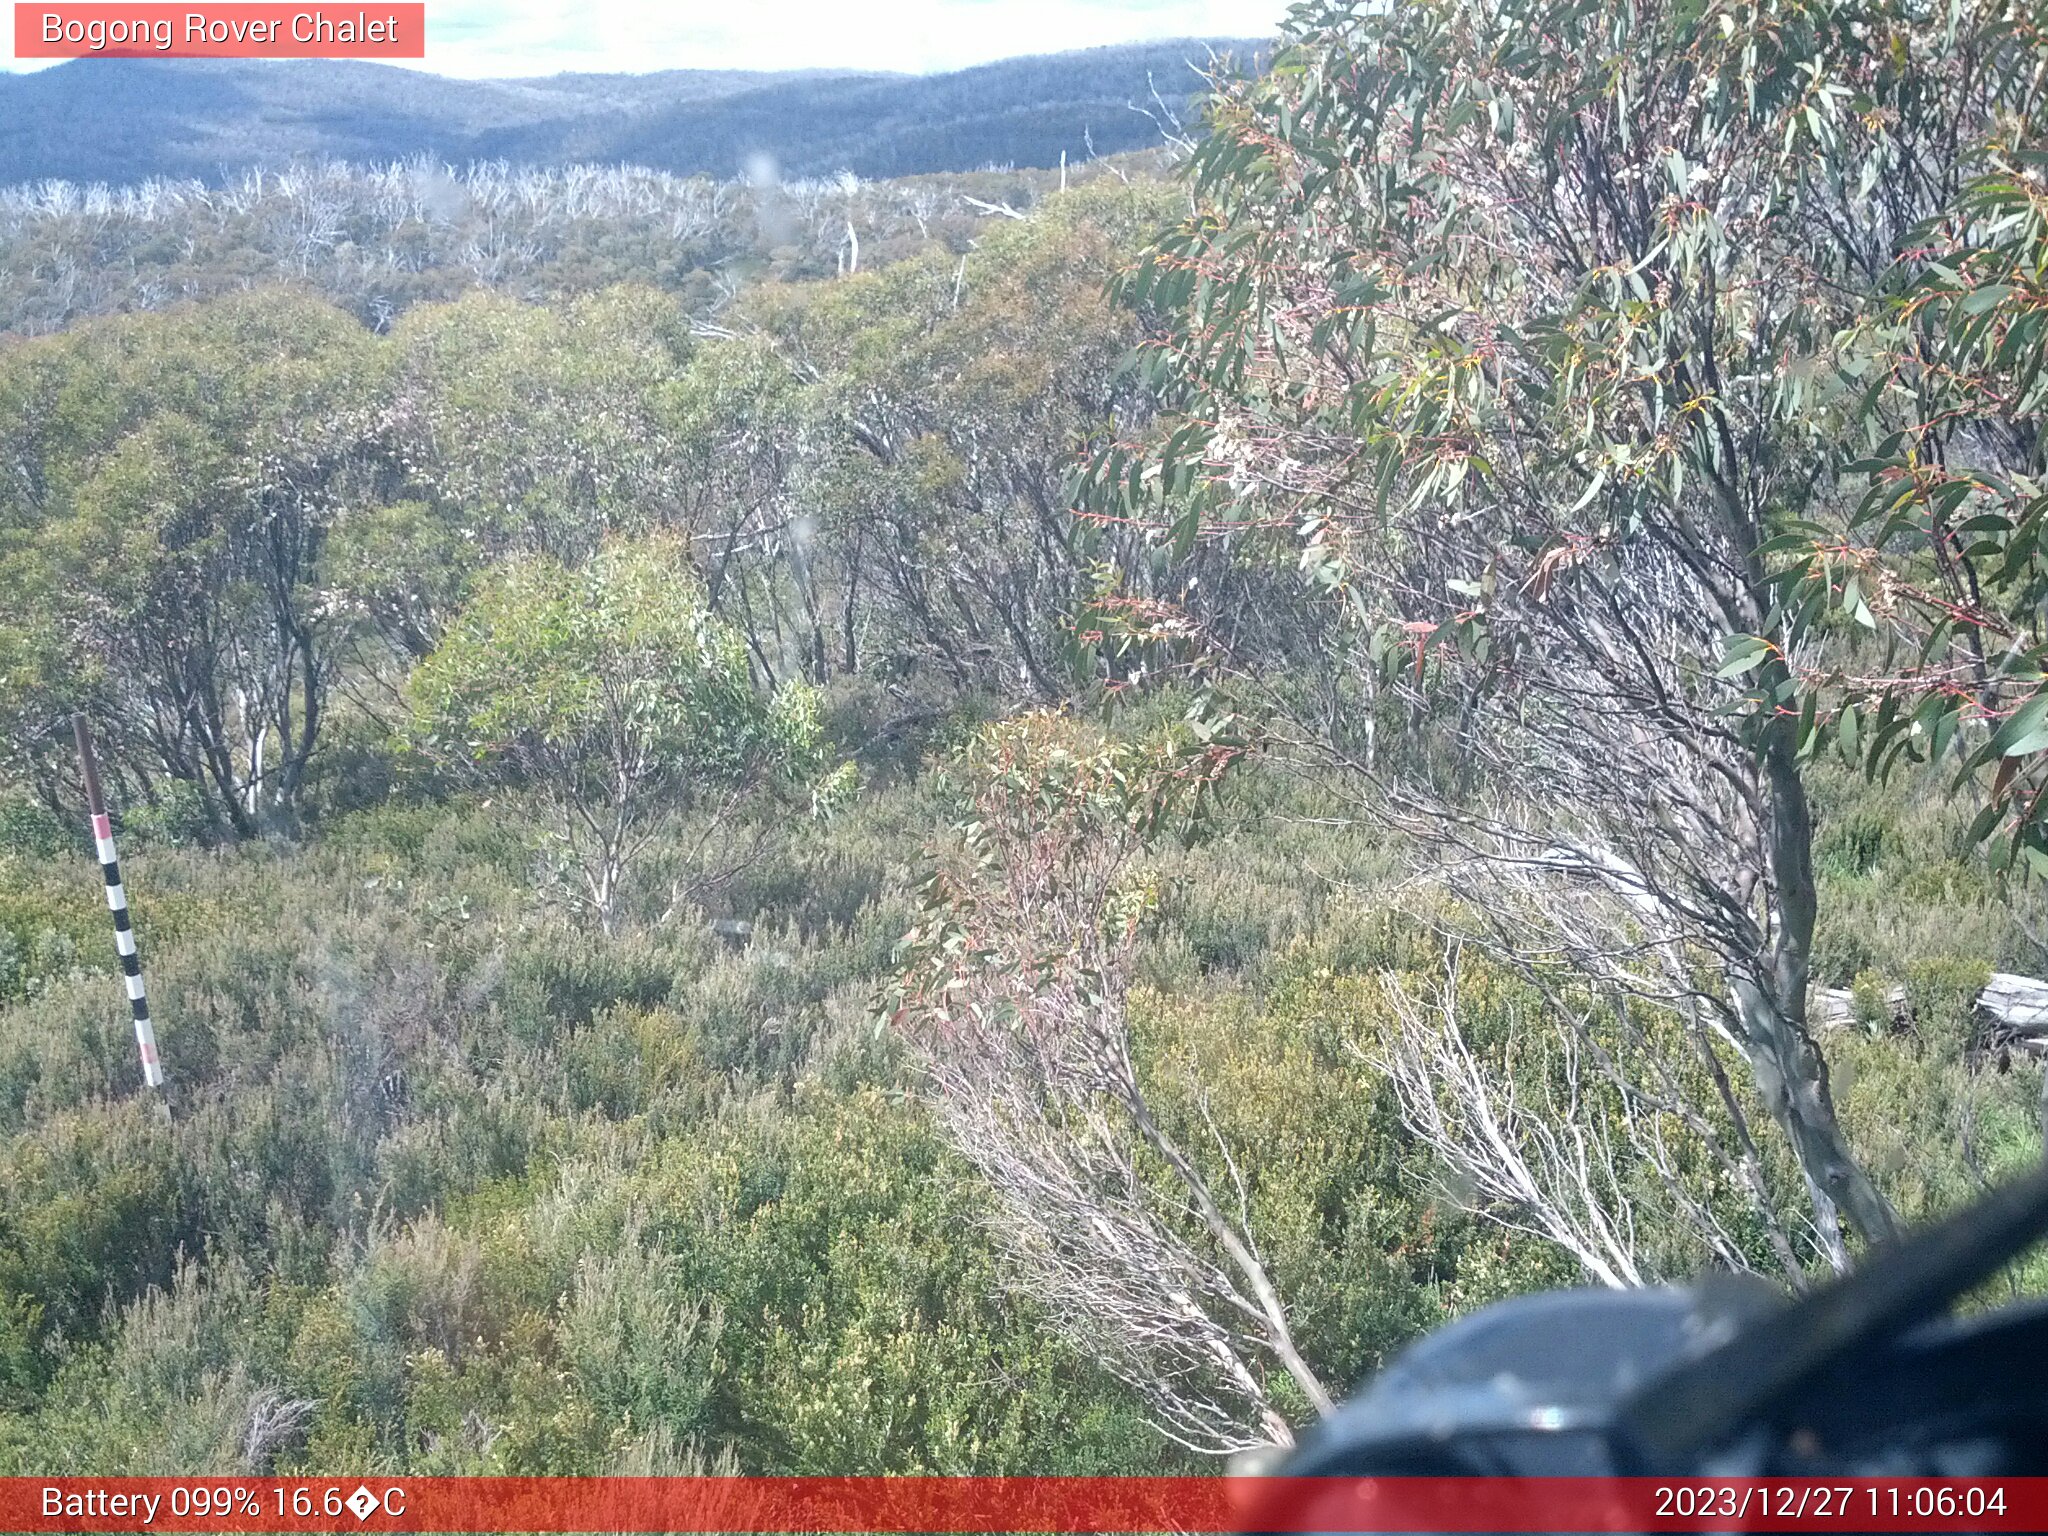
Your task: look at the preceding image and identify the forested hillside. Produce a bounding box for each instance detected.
[4,0,2048,1478]
[0,41,1253,187]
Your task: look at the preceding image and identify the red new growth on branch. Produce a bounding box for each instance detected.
[14,5,425,59]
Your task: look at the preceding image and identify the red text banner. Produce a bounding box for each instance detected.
[8,1476,2048,1533]
[14,5,425,59]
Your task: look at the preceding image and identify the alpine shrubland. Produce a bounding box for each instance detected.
[4,0,2048,1471]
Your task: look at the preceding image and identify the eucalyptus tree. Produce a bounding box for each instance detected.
[684,183,1182,697]
[0,292,392,834]
[388,286,696,576]
[1090,0,2047,1265]
[890,711,1330,1452]
[1737,20,2048,868]
[406,534,827,932]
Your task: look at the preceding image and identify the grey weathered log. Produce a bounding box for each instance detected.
[1815,973,2048,1057]
[1981,974,2048,1037]
[1813,985,1907,1031]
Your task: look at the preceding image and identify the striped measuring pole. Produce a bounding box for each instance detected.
[73,715,165,1090]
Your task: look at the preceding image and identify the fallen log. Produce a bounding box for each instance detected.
[1813,983,1907,1032]
[1980,973,2048,1038]
[1815,972,2048,1061]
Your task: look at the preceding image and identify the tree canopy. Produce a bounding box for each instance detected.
[408,534,825,928]
[1083,0,2048,1262]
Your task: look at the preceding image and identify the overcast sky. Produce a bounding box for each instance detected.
[5,0,1282,75]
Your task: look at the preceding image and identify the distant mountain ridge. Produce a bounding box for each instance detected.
[0,40,1265,187]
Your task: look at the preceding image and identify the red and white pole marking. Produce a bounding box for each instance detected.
[73,716,164,1090]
